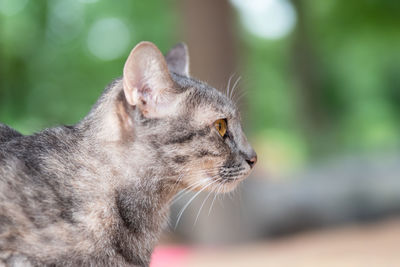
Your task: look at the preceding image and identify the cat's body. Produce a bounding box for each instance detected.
[0,42,256,266]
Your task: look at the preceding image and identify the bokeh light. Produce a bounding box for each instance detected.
[0,0,28,16]
[47,0,84,44]
[230,0,296,39]
[87,17,131,60]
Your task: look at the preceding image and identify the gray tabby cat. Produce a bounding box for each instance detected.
[0,42,256,266]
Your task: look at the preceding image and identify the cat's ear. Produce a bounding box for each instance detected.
[123,42,177,118]
[165,42,190,77]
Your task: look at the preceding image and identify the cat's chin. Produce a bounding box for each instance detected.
[210,172,251,193]
[212,180,241,193]
[179,176,244,194]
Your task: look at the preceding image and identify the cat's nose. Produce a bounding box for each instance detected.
[245,154,257,168]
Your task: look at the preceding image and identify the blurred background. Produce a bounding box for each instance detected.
[1,0,400,266]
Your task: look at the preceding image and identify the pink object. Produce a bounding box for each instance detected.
[150,245,192,267]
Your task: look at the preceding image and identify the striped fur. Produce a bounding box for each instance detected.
[0,42,256,266]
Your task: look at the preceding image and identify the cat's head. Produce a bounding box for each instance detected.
[121,42,256,193]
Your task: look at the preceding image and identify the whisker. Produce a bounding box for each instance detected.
[230,76,242,100]
[207,192,218,216]
[228,190,234,201]
[171,166,220,189]
[171,179,208,205]
[217,186,225,208]
[207,177,224,216]
[174,179,215,229]
[234,90,248,106]
[192,185,215,228]
[226,73,235,99]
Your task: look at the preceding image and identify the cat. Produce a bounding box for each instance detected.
[0,42,256,266]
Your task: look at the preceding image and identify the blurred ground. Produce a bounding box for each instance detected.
[152,218,400,267]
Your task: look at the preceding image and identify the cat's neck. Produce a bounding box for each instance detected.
[66,80,179,264]
[76,78,127,142]
[111,176,175,265]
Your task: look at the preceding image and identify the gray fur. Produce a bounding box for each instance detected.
[165,43,190,77]
[0,42,256,266]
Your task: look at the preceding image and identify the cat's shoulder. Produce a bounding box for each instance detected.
[0,123,23,145]
[0,124,79,162]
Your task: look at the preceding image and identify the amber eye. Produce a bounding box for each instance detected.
[214,119,227,137]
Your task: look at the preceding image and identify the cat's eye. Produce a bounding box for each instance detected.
[214,119,227,137]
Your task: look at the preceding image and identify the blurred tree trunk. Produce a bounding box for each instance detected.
[175,0,241,243]
[178,0,237,91]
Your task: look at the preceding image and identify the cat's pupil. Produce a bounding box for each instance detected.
[215,119,227,137]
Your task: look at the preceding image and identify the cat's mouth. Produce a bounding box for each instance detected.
[179,164,252,194]
[219,165,246,181]
[209,165,251,192]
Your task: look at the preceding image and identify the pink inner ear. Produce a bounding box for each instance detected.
[122,42,175,116]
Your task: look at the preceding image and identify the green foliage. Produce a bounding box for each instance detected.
[0,0,177,133]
